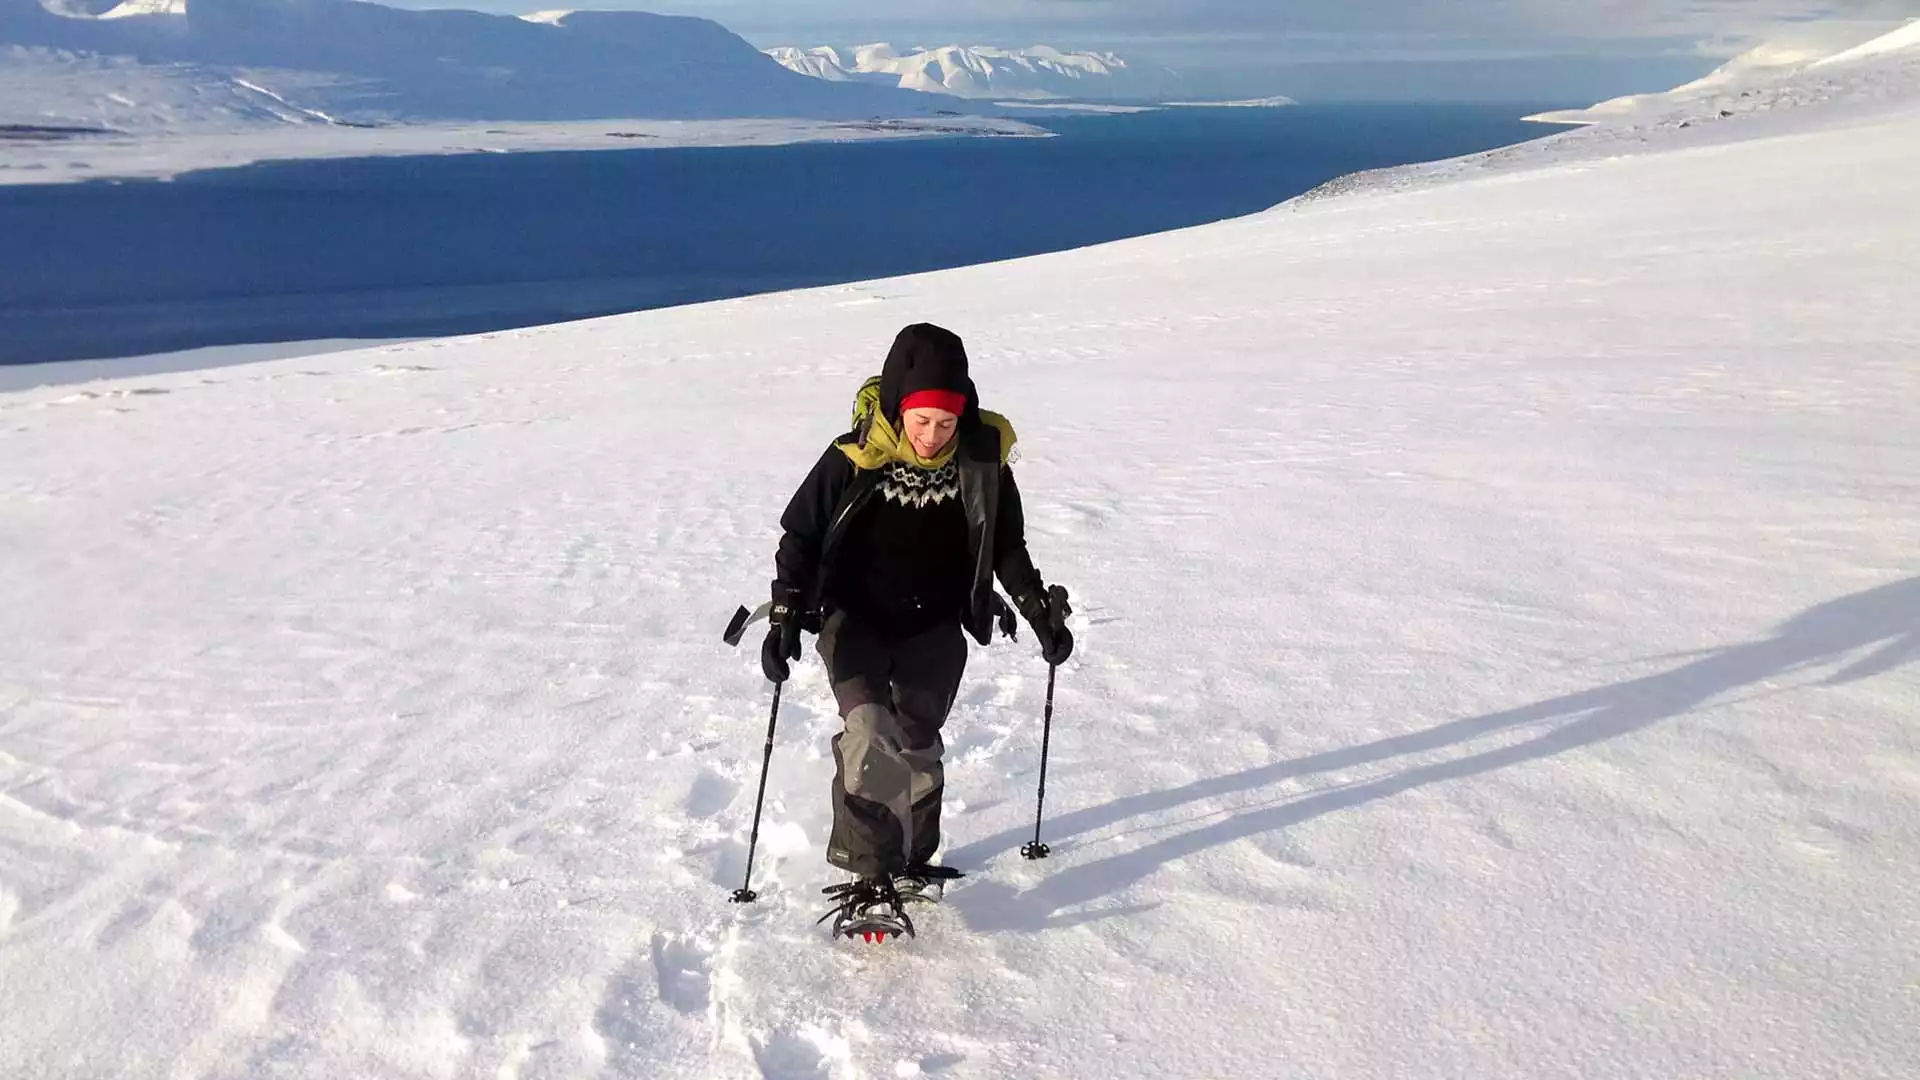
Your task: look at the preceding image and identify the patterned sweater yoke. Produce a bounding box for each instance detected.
[877,459,961,510]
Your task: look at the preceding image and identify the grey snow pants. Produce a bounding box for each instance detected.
[816,610,968,878]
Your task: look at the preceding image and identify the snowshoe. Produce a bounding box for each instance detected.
[818,876,915,943]
[893,863,965,905]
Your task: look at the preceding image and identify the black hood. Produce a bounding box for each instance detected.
[878,323,979,423]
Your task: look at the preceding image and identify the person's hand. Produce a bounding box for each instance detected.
[1039,622,1073,666]
[1016,584,1074,666]
[760,588,805,683]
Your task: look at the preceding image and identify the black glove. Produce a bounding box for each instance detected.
[1015,583,1074,666]
[760,586,806,683]
[992,593,1020,641]
[1041,623,1074,666]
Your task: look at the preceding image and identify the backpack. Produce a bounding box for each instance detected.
[850,374,884,446]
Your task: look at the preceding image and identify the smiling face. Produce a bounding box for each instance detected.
[901,406,960,459]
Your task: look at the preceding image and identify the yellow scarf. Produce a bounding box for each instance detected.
[839,410,1018,472]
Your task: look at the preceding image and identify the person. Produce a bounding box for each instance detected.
[762,322,1073,932]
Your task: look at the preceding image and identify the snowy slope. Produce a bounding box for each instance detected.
[766,42,1183,101]
[97,0,185,16]
[0,45,342,130]
[1302,17,1920,205]
[1811,18,1920,66]
[3,45,1920,1080]
[764,45,861,83]
[1527,19,1920,125]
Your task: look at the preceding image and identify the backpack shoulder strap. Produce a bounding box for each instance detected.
[977,409,1018,465]
[852,375,884,447]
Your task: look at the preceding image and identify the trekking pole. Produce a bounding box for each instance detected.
[730,680,783,903]
[1022,584,1070,860]
[1021,662,1059,860]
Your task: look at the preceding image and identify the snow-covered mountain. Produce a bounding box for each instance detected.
[0,45,349,131]
[0,0,941,126]
[1810,17,1920,66]
[766,42,1183,100]
[1528,18,1920,126]
[35,0,182,14]
[4,25,1919,1078]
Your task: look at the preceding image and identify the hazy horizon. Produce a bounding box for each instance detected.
[380,0,1917,101]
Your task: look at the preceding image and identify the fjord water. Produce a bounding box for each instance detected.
[0,103,1568,364]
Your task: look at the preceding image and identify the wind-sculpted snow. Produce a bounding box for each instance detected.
[1,57,1917,1080]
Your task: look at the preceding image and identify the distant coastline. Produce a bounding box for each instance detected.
[1161,96,1300,108]
[0,114,1048,187]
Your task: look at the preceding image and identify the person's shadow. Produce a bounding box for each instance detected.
[948,576,1920,933]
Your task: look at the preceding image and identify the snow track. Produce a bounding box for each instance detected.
[4,91,1920,1079]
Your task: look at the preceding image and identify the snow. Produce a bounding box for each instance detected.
[766,42,1183,101]
[3,34,1920,1080]
[227,75,340,125]
[0,46,346,134]
[0,337,419,393]
[764,46,858,83]
[1161,95,1300,108]
[96,0,186,18]
[1526,19,1920,126]
[1812,18,1920,67]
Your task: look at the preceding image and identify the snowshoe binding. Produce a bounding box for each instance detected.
[893,863,965,905]
[818,876,915,943]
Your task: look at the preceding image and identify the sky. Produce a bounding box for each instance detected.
[396,1,1918,100]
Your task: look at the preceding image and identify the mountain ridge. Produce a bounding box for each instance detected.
[2,0,946,122]
[766,41,1184,101]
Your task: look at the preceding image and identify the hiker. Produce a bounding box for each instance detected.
[762,322,1073,915]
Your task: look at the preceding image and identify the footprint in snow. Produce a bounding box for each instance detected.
[960,673,1020,709]
[649,931,715,1015]
[749,1023,849,1080]
[683,769,742,818]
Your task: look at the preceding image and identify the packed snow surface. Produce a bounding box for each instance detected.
[3,40,1919,1080]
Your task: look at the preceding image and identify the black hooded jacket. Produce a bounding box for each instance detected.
[773,324,1045,645]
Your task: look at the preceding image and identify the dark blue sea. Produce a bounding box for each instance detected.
[0,103,1570,365]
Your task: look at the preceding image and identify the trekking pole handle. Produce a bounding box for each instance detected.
[1046,584,1072,633]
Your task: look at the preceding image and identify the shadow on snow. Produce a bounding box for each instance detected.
[946,576,1920,933]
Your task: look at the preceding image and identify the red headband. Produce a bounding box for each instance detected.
[899,389,966,416]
